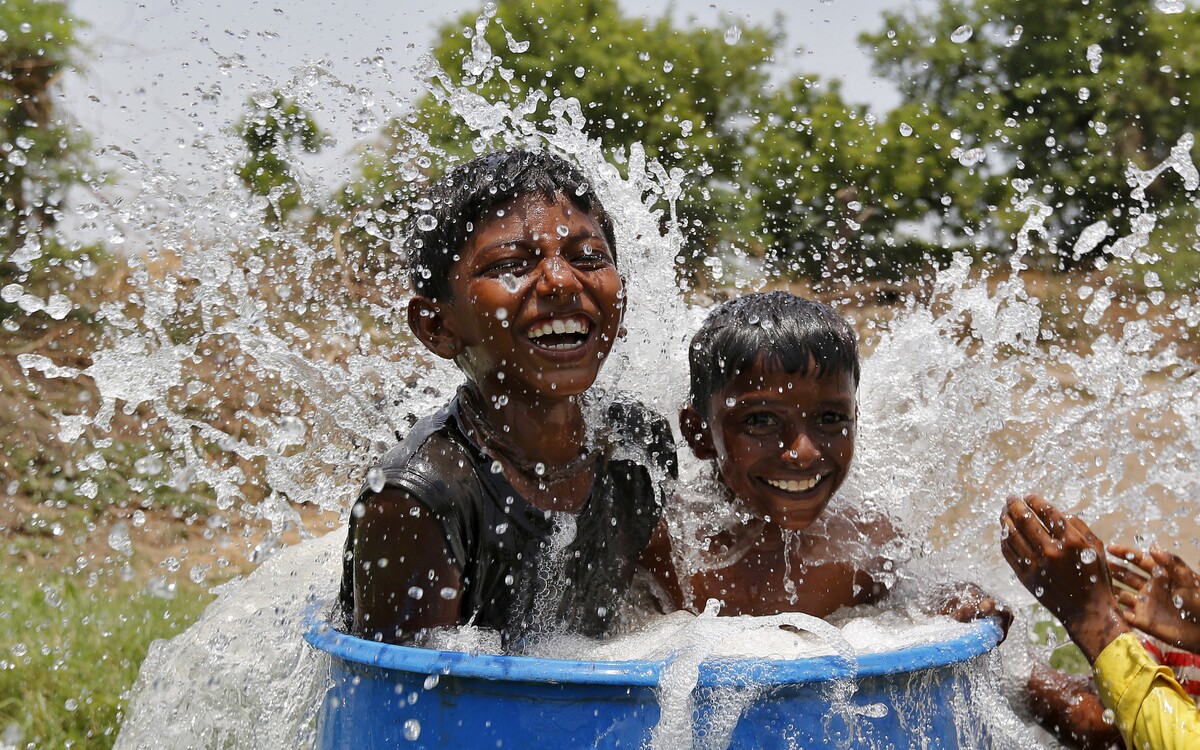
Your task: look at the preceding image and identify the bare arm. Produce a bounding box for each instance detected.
[637,518,684,611]
[351,488,463,643]
[1108,543,1200,653]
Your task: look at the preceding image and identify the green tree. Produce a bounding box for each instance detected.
[348,0,780,273]
[863,0,1200,265]
[0,0,88,257]
[236,93,324,225]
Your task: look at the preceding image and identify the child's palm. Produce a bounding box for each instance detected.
[1109,544,1200,653]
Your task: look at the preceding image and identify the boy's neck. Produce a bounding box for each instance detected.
[462,380,588,467]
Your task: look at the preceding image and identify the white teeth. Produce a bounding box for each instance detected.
[765,476,821,493]
[526,317,591,340]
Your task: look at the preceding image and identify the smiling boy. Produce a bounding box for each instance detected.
[340,149,676,650]
[644,291,1007,626]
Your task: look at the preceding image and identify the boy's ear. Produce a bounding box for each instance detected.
[407,296,463,360]
[679,403,717,460]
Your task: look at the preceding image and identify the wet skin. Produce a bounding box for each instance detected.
[643,358,1007,626]
[420,190,625,405]
[353,192,624,642]
[641,361,889,618]
[685,362,856,532]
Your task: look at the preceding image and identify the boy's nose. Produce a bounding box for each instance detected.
[535,254,583,298]
[781,430,820,466]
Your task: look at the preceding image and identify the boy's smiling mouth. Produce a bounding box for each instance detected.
[525,314,593,351]
[762,475,824,493]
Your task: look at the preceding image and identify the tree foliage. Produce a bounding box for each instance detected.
[863,0,1200,263]
[236,93,325,225]
[0,0,88,256]
[350,0,780,271]
[743,78,980,279]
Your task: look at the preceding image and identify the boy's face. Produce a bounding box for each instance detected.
[685,360,856,531]
[417,191,623,400]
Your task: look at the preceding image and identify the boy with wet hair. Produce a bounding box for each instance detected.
[644,291,1007,625]
[341,148,675,651]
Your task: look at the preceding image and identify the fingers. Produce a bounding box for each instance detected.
[1004,495,1058,550]
[1149,547,1200,583]
[1115,589,1140,610]
[1065,515,1103,550]
[1109,562,1150,590]
[1109,543,1156,573]
[1000,512,1036,572]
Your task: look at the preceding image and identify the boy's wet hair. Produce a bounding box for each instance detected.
[688,291,860,417]
[405,148,616,300]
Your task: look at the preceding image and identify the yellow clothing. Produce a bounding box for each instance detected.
[1094,632,1200,750]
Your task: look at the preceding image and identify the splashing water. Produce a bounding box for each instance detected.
[13,5,1200,748]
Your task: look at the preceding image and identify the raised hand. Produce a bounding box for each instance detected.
[1000,494,1128,663]
[1108,543,1200,654]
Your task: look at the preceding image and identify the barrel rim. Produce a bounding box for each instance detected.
[303,608,1003,688]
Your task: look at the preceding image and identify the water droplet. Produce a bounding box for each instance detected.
[662,61,674,73]
[1155,0,1186,13]
[423,674,440,690]
[574,66,585,78]
[1174,594,1186,610]
[416,214,438,231]
[147,578,177,600]
[950,24,973,43]
[108,522,133,555]
[724,25,742,44]
[494,522,508,534]
[1093,121,1108,136]
[1087,44,1103,73]
[490,460,503,474]
[7,150,27,167]
[898,122,914,137]
[494,307,507,321]
[504,574,515,586]
[252,91,278,108]
[366,467,386,493]
[403,719,421,741]
[534,462,546,476]
[1101,708,1116,725]
[189,564,210,584]
[439,587,458,600]
[725,397,737,407]
[957,147,985,167]
[500,274,520,293]
[556,224,569,237]
[134,455,164,476]
[1080,548,1097,564]
[407,586,424,600]
[280,415,306,439]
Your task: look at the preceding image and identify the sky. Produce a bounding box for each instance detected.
[58,0,929,193]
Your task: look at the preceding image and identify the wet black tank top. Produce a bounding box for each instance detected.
[339,391,677,650]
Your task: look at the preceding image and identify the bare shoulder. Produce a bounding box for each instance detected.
[824,505,901,547]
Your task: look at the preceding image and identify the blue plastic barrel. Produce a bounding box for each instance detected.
[304,615,1003,749]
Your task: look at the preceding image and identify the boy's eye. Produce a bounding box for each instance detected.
[570,244,614,267]
[817,412,852,427]
[741,412,780,432]
[483,255,531,276]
